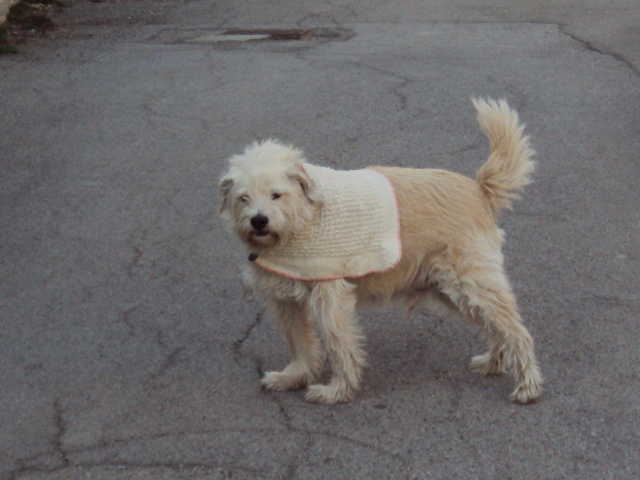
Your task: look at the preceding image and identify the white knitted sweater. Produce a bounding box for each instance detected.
[252,164,401,280]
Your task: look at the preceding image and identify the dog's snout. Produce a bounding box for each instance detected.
[250,214,269,231]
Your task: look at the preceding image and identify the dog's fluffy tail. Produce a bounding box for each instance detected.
[472,98,535,214]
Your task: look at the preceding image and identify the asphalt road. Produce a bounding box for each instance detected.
[1,1,639,479]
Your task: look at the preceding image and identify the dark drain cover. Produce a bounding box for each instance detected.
[221,29,313,41]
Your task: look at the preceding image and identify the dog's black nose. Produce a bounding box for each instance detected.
[250,214,269,231]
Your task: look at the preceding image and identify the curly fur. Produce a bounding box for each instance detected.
[220,99,542,405]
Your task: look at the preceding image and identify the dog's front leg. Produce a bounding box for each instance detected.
[305,279,367,404]
[261,299,322,392]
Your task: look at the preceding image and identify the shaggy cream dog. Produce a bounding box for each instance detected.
[219,99,543,405]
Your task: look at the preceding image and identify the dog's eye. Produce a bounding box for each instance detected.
[271,193,282,200]
[239,195,250,203]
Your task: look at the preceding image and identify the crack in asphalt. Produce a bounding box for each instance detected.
[9,421,412,479]
[125,246,143,279]
[120,302,144,336]
[232,311,263,367]
[9,462,262,479]
[345,59,413,113]
[52,400,70,468]
[150,346,185,380]
[282,433,315,480]
[558,24,640,77]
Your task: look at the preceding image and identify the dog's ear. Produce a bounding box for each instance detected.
[219,175,235,215]
[288,162,322,204]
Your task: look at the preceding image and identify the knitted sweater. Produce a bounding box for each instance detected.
[252,164,401,280]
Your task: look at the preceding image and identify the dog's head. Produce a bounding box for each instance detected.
[219,139,322,251]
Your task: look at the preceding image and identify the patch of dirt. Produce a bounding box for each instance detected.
[0,0,64,53]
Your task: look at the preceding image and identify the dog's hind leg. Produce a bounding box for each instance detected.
[261,300,322,391]
[305,279,367,404]
[435,257,543,404]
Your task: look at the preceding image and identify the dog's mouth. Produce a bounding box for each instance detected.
[245,229,280,248]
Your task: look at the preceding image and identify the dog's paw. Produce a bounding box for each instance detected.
[509,370,543,405]
[469,352,506,375]
[305,381,355,405]
[261,371,310,392]
[509,382,542,405]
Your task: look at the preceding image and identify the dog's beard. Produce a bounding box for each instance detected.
[234,201,314,252]
[238,223,285,250]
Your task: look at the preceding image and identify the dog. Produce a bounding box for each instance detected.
[219,99,543,405]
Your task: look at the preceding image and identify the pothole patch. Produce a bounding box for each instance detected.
[193,29,314,43]
[151,27,355,46]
